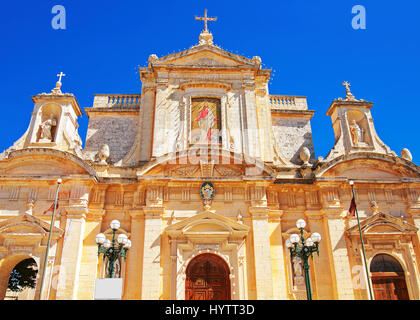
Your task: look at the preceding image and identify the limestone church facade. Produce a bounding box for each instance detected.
[0,18,420,300]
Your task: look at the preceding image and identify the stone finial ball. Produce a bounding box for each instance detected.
[401,148,413,162]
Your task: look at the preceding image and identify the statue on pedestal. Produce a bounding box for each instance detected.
[349,120,362,146]
[39,114,57,142]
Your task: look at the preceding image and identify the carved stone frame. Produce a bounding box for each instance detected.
[346,212,420,300]
[166,209,249,300]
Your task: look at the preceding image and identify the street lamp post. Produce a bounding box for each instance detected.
[285,219,321,300]
[95,220,131,278]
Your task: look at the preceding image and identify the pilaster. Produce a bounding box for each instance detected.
[124,209,145,299]
[77,208,105,299]
[249,206,274,299]
[268,209,288,299]
[305,210,335,299]
[324,210,355,300]
[55,207,87,300]
[141,206,164,300]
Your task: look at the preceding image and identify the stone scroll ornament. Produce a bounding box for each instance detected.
[200,181,215,209]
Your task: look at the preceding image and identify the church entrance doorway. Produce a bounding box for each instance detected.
[185,253,230,300]
[370,254,409,300]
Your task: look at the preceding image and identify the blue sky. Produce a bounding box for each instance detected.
[0,1,419,162]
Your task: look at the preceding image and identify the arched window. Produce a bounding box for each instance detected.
[370,254,404,273]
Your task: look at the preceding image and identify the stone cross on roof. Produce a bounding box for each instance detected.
[342,81,356,101]
[195,9,217,33]
[57,72,66,83]
[52,72,66,94]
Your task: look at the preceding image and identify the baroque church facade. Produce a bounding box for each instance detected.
[0,15,420,300]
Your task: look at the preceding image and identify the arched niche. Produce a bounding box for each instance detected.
[36,103,62,143]
[346,109,372,146]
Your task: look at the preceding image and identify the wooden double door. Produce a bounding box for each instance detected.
[185,253,231,300]
[372,273,409,300]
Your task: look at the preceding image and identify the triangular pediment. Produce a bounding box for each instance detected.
[0,213,64,239]
[346,212,418,236]
[151,45,260,68]
[166,210,249,239]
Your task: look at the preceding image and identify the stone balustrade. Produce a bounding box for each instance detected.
[269,95,308,110]
[92,94,141,108]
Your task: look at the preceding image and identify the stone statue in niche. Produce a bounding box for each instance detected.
[292,256,305,290]
[292,256,303,277]
[97,144,110,165]
[39,114,57,142]
[349,120,363,146]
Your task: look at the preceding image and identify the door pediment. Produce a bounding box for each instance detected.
[346,212,418,237]
[0,213,64,246]
[166,210,249,240]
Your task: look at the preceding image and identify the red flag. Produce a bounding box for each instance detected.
[348,196,356,217]
[43,194,59,214]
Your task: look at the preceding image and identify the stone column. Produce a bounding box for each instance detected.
[325,212,355,300]
[249,206,274,299]
[124,209,145,300]
[141,206,163,300]
[55,208,87,300]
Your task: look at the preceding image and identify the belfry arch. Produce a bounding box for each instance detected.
[185,253,231,300]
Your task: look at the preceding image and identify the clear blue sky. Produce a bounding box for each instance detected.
[0,1,419,162]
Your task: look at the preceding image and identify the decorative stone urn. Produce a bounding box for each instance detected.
[97,144,110,165]
[401,148,413,162]
[299,146,311,166]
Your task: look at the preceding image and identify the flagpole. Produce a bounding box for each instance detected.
[349,180,374,300]
[39,178,61,300]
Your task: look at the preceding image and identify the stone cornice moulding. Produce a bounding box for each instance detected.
[150,45,260,68]
[32,93,83,117]
[314,152,420,178]
[5,148,98,179]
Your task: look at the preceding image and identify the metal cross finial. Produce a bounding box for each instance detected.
[195,9,217,32]
[57,72,66,83]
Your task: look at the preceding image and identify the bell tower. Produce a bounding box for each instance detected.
[2,73,84,157]
[324,82,395,161]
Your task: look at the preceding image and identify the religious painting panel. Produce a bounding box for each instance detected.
[190,97,221,144]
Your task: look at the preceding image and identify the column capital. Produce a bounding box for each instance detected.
[304,210,325,220]
[268,209,283,222]
[249,206,269,219]
[86,208,105,221]
[63,205,88,219]
[143,206,165,218]
[129,209,144,220]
